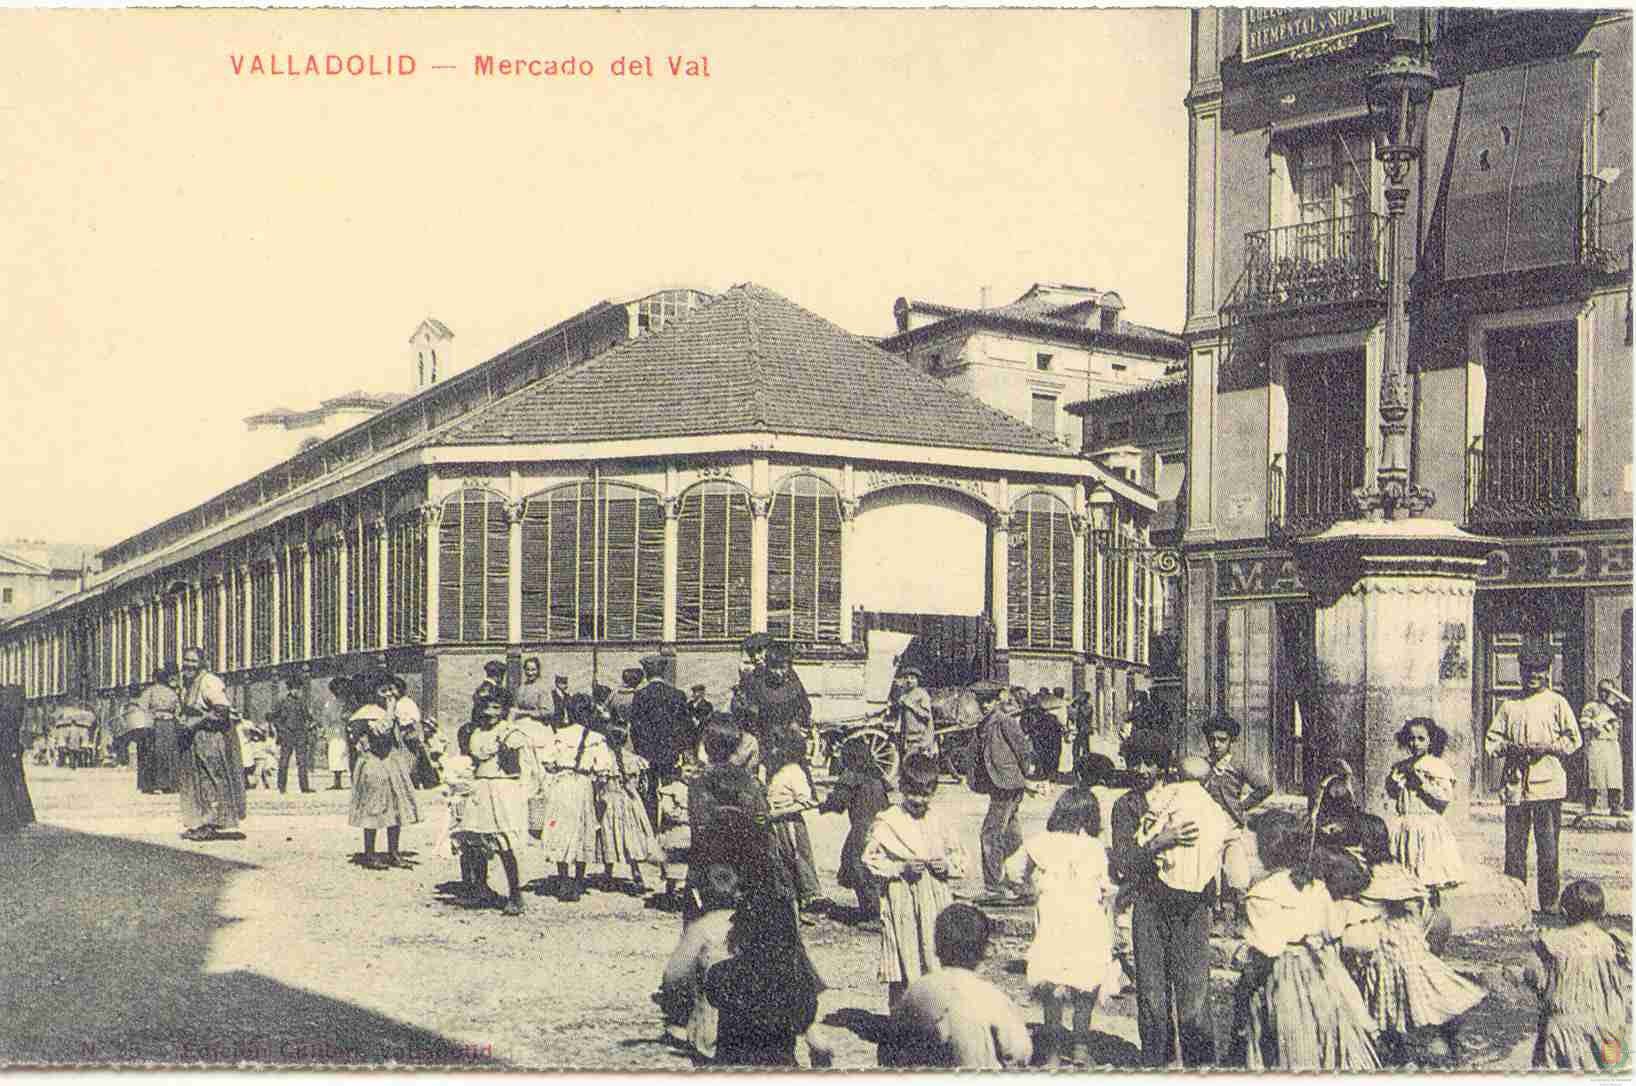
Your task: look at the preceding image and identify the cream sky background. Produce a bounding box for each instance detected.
[1,8,1189,550]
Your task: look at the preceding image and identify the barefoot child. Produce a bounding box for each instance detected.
[818,737,890,924]
[457,688,537,915]
[1523,878,1633,1069]
[1005,788,1118,1066]
[861,753,969,1012]
[1385,718,1464,908]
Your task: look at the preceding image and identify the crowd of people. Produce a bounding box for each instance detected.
[23,635,1633,1070]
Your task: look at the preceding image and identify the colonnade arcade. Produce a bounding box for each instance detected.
[0,456,1154,702]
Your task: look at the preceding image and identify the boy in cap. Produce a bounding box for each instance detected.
[892,667,937,761]
[1199,714,1271,922]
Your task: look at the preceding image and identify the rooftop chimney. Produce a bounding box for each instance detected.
[979,286,992,310]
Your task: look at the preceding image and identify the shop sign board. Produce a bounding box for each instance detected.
[1242,8,1392,63]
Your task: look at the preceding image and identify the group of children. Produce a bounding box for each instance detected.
[679,704,1631,1071]
[440,684,665,911]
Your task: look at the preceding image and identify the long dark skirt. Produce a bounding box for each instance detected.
[150,719,179,793]
[177,727,247,831]
[769,816,822,904]
[130,730,156,793]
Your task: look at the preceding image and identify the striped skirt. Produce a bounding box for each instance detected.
[601,780,662,864]
[1246,942,1380,1070]
[538,771,602,863]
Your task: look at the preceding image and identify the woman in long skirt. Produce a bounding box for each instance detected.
[596,716,663,893]
[348,668,421,869]
[176,648,247,841]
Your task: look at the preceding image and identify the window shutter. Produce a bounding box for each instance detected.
[548,489,581,641]
[576,486,597,640]
[459,493,485,642]
[1051,512,1074,648]
[678,490,706,639]
[1445,56,1593,278]
[636,494,665,641]
[521,501,550,641]
[438,498,463,642]
[1007,526,1029,648]
[603,490,638,641]
[726,491,753,639]
[485,497,509,641]
[816,488,842,643]
[767,490,794,641]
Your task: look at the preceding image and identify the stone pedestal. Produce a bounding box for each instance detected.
[1292,519,1493,821]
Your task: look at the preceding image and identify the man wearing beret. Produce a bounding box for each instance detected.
[1484,649,1582,915]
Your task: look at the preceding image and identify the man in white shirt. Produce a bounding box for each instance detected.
[1484,650,1582,915]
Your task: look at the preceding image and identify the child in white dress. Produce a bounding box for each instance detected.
[1385,718,1464,907]
[861,753,969,1012]
[1005,788,1119,1066]
[1138,756,1235,896]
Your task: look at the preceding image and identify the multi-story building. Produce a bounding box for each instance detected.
[0,284,1157,746]
[0,542,99,622]
[880,284,1185,448]
[1180,9,1632,801]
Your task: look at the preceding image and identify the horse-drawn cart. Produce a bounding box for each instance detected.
[813,685,991,782]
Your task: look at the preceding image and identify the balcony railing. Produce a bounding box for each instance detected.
[1582,174,1633,276]
[1269,446,1367,538]
[1235,213,1389,318]
[1466,431,1580,525]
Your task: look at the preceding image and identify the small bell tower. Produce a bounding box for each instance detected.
[408,318,454,393]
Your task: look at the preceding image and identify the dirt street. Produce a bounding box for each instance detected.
[0,763,1629,1069]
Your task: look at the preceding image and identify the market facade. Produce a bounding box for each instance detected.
[1179,9,1633,806]
[0,284,1159,741]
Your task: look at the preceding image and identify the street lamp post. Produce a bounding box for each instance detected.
[1354,26,1439,521]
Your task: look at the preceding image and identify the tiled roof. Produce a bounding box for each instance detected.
[439,284,1070,457]
[891,298,1185,356]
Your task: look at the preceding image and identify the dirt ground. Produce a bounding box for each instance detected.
[1,762,1629,1069]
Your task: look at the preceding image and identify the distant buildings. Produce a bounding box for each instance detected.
[0,542,99,622]
[879,283,1185,449]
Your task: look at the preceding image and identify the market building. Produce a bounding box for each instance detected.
[0,284,1158,740]
[1180,9,1632,807]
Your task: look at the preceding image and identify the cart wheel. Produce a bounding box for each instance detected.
[858,729,900,783]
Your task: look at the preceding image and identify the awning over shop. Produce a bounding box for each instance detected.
[1444,53,1595,280]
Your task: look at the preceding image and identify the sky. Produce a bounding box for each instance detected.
[0,8,1191,550]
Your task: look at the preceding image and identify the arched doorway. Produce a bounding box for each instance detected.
[847,485,993,687]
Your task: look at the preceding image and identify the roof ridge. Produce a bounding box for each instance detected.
[758,286,1068,452]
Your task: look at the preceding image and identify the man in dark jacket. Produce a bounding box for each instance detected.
[630,655,693,823]
[266,674,317,794]
[734,643,812,756]
[971,686,1033,902]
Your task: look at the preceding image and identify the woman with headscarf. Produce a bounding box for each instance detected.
[347,668,422,869]
[176,647,247,841]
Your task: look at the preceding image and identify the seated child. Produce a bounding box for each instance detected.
[1523,878,1633,1070]
[880,903,1034,1068]
[1136,755,1235,895]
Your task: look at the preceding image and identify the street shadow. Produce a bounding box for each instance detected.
[822,1006,894,1046]
[0,824,498,1067]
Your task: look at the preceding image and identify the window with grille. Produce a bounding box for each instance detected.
[519,481,665,642]
[312,527,342,658]
[439,489,511,642]
[346,515,384,651]
[250,560,275,667]
[1283,352,1366,534]
[1472,322,1579,521]
[1007,492,1075,650]
[676,481,753,642]
[1089,505,1136,661]
[281,545,306,660]
[226,570,245,672]
[387,512,426,646]
[767,475,843,644]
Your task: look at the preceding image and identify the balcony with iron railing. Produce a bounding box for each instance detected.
[1581,174,1633,277]
[1268,444,1369,538]
[1465,430,1580,526]
[1232,213,1390,320]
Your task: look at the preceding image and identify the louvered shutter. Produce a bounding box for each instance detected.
[548,488,581,641]
[816,490,842,643]
[484,497,509,641]
[604,489,638,641]
[768,476,843,645]
[576,486,597,639]
[677,484,754,641]
[635,494,665,640]
[1007,528,1029,648]
[438,498,463,642]
[767,490,794,641]
[1051,512,1074,648]
[459,493,485,642]
[521,500,550,641]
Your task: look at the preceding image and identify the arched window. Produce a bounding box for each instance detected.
[767,474,843,644]
[676,481,753,641]
[1008,491,1074,650]
[437,488,510,643]
[520,481,664,642]
[386,490,426,646]
[311,518,343,657]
